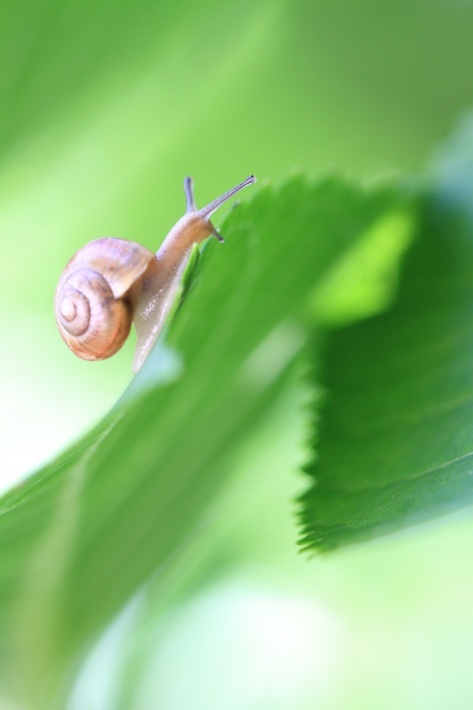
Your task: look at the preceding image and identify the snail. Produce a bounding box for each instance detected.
[55,175,256,373]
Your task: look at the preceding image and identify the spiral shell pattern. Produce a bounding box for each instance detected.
[55,237,155,361]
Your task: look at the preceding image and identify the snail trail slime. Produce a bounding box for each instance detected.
[55,176,256,374]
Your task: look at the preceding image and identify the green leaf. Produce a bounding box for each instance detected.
[300,130,473,551]
[0,176,405,702]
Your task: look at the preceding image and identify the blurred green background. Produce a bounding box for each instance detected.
[1,0,473,707]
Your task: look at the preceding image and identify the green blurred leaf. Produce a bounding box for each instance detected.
[0,176,406,703]
[300,125,473,551]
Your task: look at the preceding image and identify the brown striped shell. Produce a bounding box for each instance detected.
[55,237,155,360]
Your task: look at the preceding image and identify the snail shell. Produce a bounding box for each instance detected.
[55,238,154,360]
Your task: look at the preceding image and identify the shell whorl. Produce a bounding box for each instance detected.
[55,237,155,361]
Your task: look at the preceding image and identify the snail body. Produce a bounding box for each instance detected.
[55,175,256,373]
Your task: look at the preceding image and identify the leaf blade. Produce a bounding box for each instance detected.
[0,176,407,697]
[300,160,473,551]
